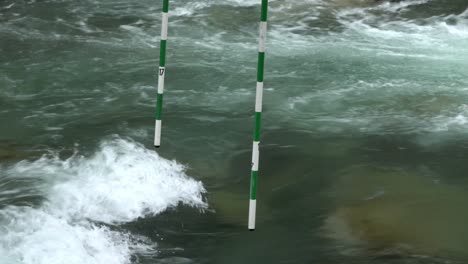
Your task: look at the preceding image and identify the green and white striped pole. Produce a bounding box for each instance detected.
[154,0,169,148]
[249,0,268,231]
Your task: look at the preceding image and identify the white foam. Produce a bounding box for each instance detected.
[172,2,211,17]
[336,2,468,44]
[0,208,132,264]
[2,3,14,10]
[431,105,468,132]
[372,0,432,13]
[259,0,467,59]
[172,0,281,17]
[0,137,206,264]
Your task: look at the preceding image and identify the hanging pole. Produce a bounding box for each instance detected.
[249,0,268,231]
[154,0,169,148]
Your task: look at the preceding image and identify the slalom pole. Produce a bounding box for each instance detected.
[154,0,169,148]
[248,0,268,231]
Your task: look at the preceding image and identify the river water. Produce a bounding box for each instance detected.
[1,0,468,263]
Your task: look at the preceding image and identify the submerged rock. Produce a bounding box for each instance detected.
[209,137,361,227]
[324,166,468,261]
[208,191,272,227]
[0,141,29,162]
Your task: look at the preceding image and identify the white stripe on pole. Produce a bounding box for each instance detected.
[252,141,260,171]
[258,22,267,52]
[255,82,263,112]
[154,120,162,146]
[158,67,165,94]
[248,199,257,230]
[161,13,169,40]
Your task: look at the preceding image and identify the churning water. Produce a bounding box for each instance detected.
[1,0,468,263]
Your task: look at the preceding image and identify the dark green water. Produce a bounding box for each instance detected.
[2,0,468,263]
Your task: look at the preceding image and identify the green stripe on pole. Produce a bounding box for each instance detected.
[250,171,258,200]
[260,0,268,21]
[257,52,265,82]
[159,40,167,67]
[156,93,163,120]
[163,0,169,12]
[254,112,262,141]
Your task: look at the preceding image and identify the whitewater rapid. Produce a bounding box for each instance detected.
[2,0,468,263]
[0,137,206,264]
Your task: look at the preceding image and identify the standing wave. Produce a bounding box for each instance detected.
[0,137,206,264]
